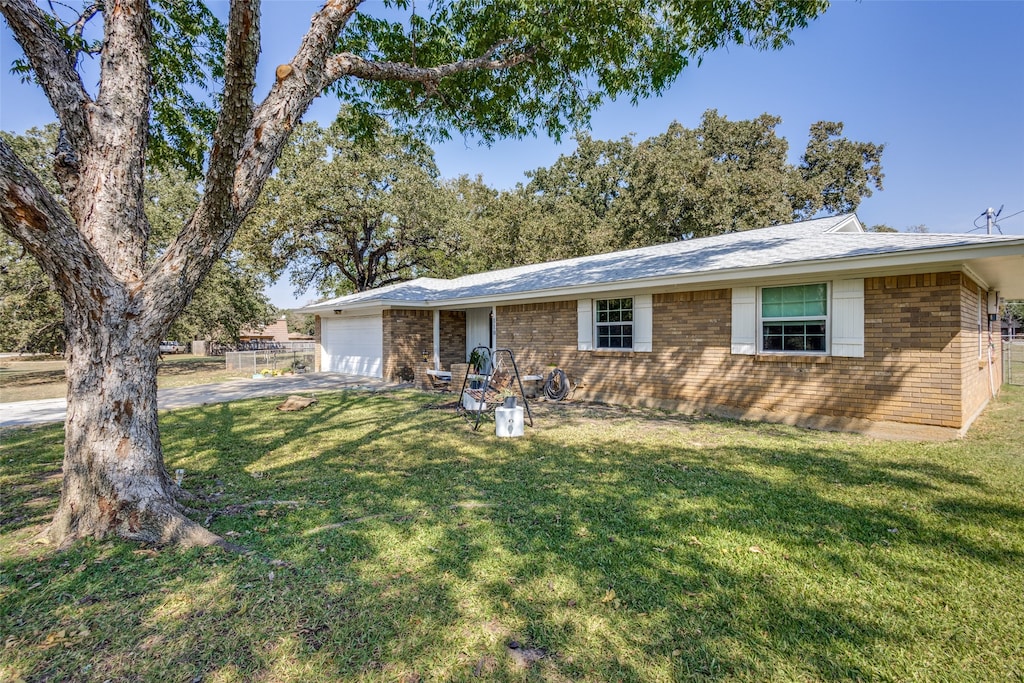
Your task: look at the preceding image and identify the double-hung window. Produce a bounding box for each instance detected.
[578,295,651,352]
[595,298,633,349]
[760,284,829,353]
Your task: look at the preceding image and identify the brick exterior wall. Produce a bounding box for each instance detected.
[379,309,469,382]
[440,311,467,368]
[494,271,993,430]
[382,309,433,382]
[960,277,1002,427]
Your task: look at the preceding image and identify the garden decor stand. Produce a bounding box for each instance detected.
[458,346,534,431]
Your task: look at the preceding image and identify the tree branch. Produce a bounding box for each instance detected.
[144,0,260,327]
[73,0,153,276]
[0,0,91,152]
[231,0,366,215]
[0,136,111,305]
[325,41,535,87]
[70,2,101,46]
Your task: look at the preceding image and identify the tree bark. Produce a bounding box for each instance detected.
[47,295,223,548]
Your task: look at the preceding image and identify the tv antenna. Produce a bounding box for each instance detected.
[984,205,1003,235]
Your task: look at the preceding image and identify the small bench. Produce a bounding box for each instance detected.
[425,368,452,391]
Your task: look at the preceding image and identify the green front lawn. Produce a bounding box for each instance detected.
[2,389,1022,681]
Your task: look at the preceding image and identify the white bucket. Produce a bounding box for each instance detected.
[495,405,525,437]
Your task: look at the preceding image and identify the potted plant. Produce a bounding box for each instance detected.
[498,387,518,409]
[468,348,489,374]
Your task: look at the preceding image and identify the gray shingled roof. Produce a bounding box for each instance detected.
[301,214,1024,310]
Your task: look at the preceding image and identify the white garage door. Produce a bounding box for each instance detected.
[321,315,383,377]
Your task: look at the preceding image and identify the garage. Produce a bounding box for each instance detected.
[321,315,383,377]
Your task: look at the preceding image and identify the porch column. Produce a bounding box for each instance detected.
[433,310,441,370]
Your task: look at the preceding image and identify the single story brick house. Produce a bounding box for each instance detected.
[299,214,1024,438]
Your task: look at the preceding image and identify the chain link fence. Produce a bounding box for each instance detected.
[225,346,315,375]
[1004,340,1024,386]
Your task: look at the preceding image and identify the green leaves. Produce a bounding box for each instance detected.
[524,110,884,247]
[800,120,885,216]
[147,0,226,177]
[329,0,829,143]
[243,112,461,296]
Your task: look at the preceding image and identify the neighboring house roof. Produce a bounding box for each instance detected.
[300,214,1024,314]
[240,317,291,342]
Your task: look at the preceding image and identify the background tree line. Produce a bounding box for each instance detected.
[241,107,885,300]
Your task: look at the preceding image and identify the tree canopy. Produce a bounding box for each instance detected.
[439,111,885,271]
[528,110,884,247]
[243,114,462,297]
[254,109,885,292]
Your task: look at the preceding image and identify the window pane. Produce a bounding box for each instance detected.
[762,284,826,318]
[763,320,826,353]
[763,333,783,351]
[595,298,634,349]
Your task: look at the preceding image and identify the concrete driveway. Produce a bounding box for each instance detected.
[0,373,397,428]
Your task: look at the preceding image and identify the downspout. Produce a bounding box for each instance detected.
[433,310,441,371]
[987,332,997,399]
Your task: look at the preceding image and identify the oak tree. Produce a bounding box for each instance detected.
[244,115,461,297]
[0,0,828,548]
[615,110,883,244]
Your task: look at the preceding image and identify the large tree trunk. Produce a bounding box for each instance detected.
[46,299,221,548]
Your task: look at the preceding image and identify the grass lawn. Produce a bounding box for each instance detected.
[0,355,248,403]
[2,388,1023,682]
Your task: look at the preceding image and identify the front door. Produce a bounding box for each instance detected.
[466,307,492,364]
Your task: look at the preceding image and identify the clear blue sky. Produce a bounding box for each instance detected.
[2,1,1022,309]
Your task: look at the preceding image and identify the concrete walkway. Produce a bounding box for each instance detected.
[0,373,398,428]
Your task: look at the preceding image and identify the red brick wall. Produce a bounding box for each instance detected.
[495,272,976,429]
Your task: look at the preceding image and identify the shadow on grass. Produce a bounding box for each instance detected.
[156,356,231,376]
[2,389,1023,681]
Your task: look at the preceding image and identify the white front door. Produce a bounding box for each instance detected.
[466,307,492,362]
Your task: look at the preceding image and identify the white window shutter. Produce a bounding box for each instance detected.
[633,294,652,352]
[577,299,593,350]
[731,286,757,355]
[831,278,864,357]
